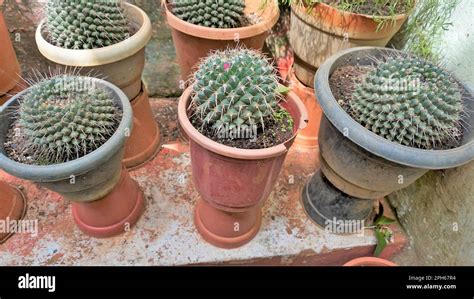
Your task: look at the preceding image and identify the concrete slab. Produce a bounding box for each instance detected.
[0,99,406,266]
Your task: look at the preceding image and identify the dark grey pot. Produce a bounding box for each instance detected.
[0,78,133,202]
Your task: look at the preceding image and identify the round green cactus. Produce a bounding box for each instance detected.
[350,55,464,149]
[46,0,130,49]
[191,48,280,133]
[170,0,246,28]
[18,76,121,165]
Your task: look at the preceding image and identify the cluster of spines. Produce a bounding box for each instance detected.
[170,0,245,28]
[18,75,121,165]
[46,0,130,49]
[350,55,464,149]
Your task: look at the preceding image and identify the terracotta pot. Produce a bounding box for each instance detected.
[344,257,397,266]
[0,181,27,243]
[35,3,152,100]
[178,87,308,248]
[72,168,145,238]
[302,47,474,231]
[290,69,322,149]
[123,83,162,169]
[289,2,409,86]
[0,12,21,97]
[165,0,280,80]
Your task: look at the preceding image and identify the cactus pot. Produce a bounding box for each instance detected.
[302,47,474,230]
[178,87,308,248]
[0,181,27,243]
[344,257,397,266]
[35,2,151,100]
[123,82,162,170]
[290,69,322,149]
[289,2,409,86]
[0,78,144,238]
[0,12,21,102]
[165,0,280,81]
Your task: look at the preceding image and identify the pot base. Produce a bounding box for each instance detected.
[123,84,162,170]
[72,169,145,238]
[194,199,261,249]
[0,182,27,243]
[301,170,374,234]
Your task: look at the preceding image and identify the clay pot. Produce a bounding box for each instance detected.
[123,83,162,169]
[178,87,308,248]
[35,3,151,100]
[72,168,144,238]
[0,181,27,243]
[302,47,474,231]
[289,2,409,86]
[165,0,280,80]
[0,12,21,98]
[0,78,143,237]
[290,69,322,149]
[344,257,397,266]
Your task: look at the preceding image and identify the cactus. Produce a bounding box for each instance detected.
[45,0,130,49]
[17,76,121,165]
[191,48,280,133]
[170,0,246,28]
[350,55,464,149]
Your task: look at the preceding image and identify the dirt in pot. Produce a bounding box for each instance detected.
[329,65,463,150]
[189,106,294,150]
[322,0,413,16]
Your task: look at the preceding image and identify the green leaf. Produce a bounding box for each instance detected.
[375,215,395,226]
[276,84,290,95]
[374,228,388,257]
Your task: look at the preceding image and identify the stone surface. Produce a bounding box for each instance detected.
[389,164,474,266]
[0,98,406,266]
[0,0,182,97]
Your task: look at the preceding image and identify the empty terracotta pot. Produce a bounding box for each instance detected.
[344,257,397,266]
[289,2,409,86]
[0,12,21,99]
[178,87,308,248]
[72,168,145,238]
[123,83,162,169]
[0,181,26,243]
[290,69,322,149]
[165,0,280,80]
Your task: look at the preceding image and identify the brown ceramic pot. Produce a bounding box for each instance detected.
[343,257,397,266]
[178,87,308,248]
[289,2,410,86]
[123,83,162,169]
[0,181,27,243]
[165,0,280,80]
[72,168,145,238]
[290,69,322,149]
[0,12,21,100]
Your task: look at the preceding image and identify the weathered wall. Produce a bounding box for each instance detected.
[389,0,474,266]
[0,0,182,97]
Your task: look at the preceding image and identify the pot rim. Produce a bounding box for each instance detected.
[178,86,308,160]
[164,0,280,40]
[343,257,397,266]
[315,46,474,170]
[291,1,409,21]
[35,3,152,67]
[0,78,133,182]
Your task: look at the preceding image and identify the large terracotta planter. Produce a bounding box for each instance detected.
[178,87,308,248]
[289,2,409,86]
[0,181,27,243]
[302,47,474,231]
[123,83,162,169]
[0,78,144,238]
[290,69,322,149]
[0,12,21,103]
[165,0,280,80]
[344,257,397,266]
